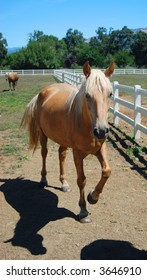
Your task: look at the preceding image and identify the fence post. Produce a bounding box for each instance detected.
[62,72,65,82]
[134,85,141,139]
[113,81,119,126]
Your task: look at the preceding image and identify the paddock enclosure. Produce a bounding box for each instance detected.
[0,75,146,259]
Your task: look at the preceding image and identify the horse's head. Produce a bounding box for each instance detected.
[83,61,114,140]
[5,73,9,81]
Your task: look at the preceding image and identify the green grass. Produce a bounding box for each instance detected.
[0,75,57,166]
[0,75,56,130]
[111,74,147,103]
[1,143,20,156]
[110,74,147,89]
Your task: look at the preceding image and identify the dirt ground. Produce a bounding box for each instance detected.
[0,126,147,260]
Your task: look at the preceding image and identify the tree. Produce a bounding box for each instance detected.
[0,33,7,66]
[28,30,44,42]
[64,28,85,67]
[109,26,133,54]
[114,50,134,68]
[26,32,68,69]
[131,31,147,67]
[5,26,146,69]
[5,31,68,69]
[95,27,109,54]
[5,49,26,69]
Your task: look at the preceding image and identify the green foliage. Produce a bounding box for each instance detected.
[2,26,147,69]
[109,26,134,54]
[5,32,68,69]
[0,32,7,66]
[131,31,147,67]
[64,28,85,67]
[114,50,134,68]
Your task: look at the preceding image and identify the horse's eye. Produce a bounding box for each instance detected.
[109,92,113,98]
[86,93,91,99]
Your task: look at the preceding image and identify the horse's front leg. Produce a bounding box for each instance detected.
[58,146,70,192]
[73,149,91,223]
[40,130,48,187]
[13,82,16,91]
[87,142,111,204]
[9,81,11,91]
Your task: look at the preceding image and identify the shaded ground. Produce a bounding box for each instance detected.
[0,128,147,260]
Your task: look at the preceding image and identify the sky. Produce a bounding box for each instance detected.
[1,0,147,48]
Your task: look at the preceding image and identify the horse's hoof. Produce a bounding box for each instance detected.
[79,216,92,223]
[79,210,91,223]
[39,180,48,188]
[61,186,71,192]
[87,192,98,204]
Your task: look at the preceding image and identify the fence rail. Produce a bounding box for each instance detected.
[54,70,84,86]
[65,68,147,75]
[1,68,147,76]
[54,70,147,139]
[0,69,54,75]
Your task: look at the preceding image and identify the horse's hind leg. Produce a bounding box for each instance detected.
[58,146,71,192]
[73,149,91,223]
[40,130,48,187]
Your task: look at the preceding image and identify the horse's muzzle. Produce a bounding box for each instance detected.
[93,127,109,139]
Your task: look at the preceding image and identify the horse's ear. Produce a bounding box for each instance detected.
[83,61,91,78]
[104,62,115,77]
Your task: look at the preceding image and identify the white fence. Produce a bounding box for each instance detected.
[54,70,147,139]
[61,68,147,75]
[0,69,54,75]
[54,70,84,86]
[1,68,147,76]
[110,82,147,139]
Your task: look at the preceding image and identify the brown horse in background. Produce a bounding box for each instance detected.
[5,72,19,90]
[21,61,114,222]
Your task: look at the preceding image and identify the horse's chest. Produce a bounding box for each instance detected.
[73,134,102,154]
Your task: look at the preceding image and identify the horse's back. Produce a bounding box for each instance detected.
[8,72,19,81]
[39,83,75,98]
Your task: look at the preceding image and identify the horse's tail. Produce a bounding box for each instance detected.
[20,94,40,151]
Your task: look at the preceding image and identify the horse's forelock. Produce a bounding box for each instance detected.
[86,69,112,96]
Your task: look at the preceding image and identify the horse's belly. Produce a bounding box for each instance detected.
[40,110,71,147]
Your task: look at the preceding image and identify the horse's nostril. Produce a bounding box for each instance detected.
[105,128,109,134]
[93,128,99,138]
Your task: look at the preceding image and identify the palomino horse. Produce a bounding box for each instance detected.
[21,61,114,222]
[5,72,19,90]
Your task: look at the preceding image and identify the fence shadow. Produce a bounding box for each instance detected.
[108,122,147,179]
[0,177,76,256]
[81,239,147,260]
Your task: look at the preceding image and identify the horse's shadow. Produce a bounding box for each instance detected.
[0,89,10,93]
[81,239,147,260]
[0,177,76,255]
